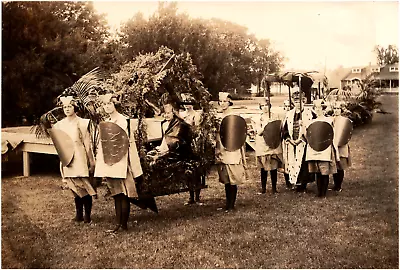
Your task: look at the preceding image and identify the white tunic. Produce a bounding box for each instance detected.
[53,116,90,178]
[305,116,334,162]
[254,112,283,157]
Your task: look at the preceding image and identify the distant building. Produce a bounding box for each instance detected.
[339,63,399,93]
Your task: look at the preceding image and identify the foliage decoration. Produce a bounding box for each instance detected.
[104,46,218,192]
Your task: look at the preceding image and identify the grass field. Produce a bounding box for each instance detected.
[1,95,398,269]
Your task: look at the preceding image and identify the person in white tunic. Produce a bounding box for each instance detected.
[94,93,143,232]
[252,98,283,194]
[306,99,337,197]
[282,99,293,189]
[331,102,352,192]
[53,96,96,223]
[215,92,246,211]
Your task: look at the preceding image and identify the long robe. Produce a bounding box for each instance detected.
[282,108,314,185]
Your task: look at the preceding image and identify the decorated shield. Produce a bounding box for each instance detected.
[220,115,247,151]
[306,121,334,152]
[263,120,282,149]
[334,116,353,146]
[48,128,74,167]
[99,122,129,166]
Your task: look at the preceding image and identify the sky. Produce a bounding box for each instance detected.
[93,1,399,72]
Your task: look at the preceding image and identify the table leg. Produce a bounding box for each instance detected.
[23,151,30,177]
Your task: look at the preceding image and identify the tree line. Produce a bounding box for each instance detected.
[2,1,283,127]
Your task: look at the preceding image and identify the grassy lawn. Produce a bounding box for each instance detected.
[1,95,398,269]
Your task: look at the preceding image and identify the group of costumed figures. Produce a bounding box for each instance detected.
[42,82,352,233]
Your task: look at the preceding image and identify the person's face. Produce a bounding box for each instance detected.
[184,104,193,111]
[260,104,270,113]
[219,98,230,110]
[283,102,291,111]
[163,104,174,121]
[103,101,116,114]
[333,106,342,116]
[314,105,324,117]
[63,104,75,117]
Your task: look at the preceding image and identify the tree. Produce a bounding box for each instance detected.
[374,45,399,66]
[2,1,110,127]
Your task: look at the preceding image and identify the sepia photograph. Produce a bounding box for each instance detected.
[1,0,399,268]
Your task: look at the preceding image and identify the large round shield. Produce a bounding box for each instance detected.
[48,128,74,167]
[306,121,334,152]
[220,115,247,151]
[334,116,353,146]
[99,122,129,166]
[263,120,282,149]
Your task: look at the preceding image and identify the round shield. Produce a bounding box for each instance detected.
[49,128,74,167]
[220,115,247,151]
[306,121,334,152]
[262,120,282,149]
[334,116,353,146]
[99,122,129,166]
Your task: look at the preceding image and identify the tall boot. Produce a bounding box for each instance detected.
[195,189,201,202]
[271,169,278,193]
[333,170,344,191]
[82,195,92,223]
[260,169,267,193]
[284,173,292,189]
[321,175,329,197]
[109,194,122,232]
[316,175,322,197]
[73,196,84,222]
[120,195,130,231]
[230,185,238,210]
[224,184,231,211]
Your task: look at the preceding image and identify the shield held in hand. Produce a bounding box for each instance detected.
[99,122,129,166]
[263,120,282,149]
[306,121,334,152]
[49,128,75,167]
[220,115,247,151]
[333,116,353,146]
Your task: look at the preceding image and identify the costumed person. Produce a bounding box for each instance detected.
[253,98,283,194]
[146,94,193,164]
[51,95,96,223]
[282,91,315,192]
[331,102,352,192]
[305,99,337,198]
[215,92,247,211]
[180,93,204,205]
[94,93,143,232]
[282,99,294,189]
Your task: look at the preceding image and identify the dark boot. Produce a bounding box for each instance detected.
[73,196,84,222]
[260,169,267,193]
[109,194,123,232]
[230,185,238,210]
[321,175,329,197]
[333,170,344,191]
[186,191,195,205]
[284,173,292,189]
[271,169,278,193]
[82,195,92,223]
[224,184,231,211]
[316,175,322,197]
[195,189,201,202]
[120,195,130,231]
